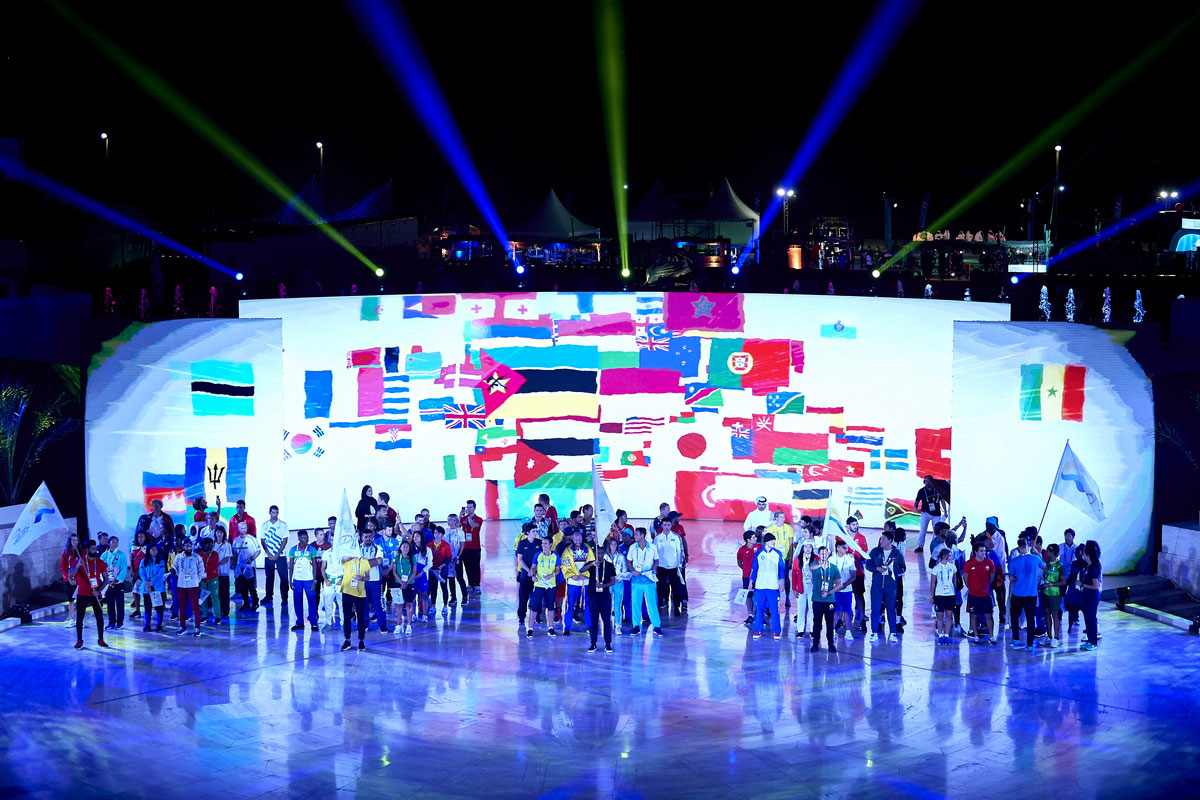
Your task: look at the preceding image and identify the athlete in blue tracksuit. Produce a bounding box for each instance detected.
[750,533,788,638]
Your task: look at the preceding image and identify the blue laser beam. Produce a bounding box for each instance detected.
[348,0,511,257]
[0,152,237,276]
[1046,177,1200,267]
[735,0,923,271]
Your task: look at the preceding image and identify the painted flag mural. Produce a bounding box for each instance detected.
[1020,363,1086,421]
[189,360,255,416]
[220,293,1011,527]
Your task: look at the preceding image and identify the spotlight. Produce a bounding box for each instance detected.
[515,265,525,275]
[1160,191,1169,198]
[375,267,384,277]
[621,267,630,278]
[100,132,108,140]
[316,141,323,149]
[622,184,628,190]
[731,265,740,275]
[1171,191,1179,198]
[1010,275,1019,285]
[787,189,795,198]
[776,188,786,197]
[1054,144,1062,152]
[235,272,244,281]
[892,202,898,208]
[1058,185,1065,192]
[871,269,880,278]
[1116,585,1130,611]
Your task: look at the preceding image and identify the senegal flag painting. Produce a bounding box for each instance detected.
[1019,363,1085,421]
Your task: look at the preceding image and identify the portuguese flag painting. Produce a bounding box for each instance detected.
[1020,363,1086,421]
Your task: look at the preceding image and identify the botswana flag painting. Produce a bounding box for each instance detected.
[191,360,255,416]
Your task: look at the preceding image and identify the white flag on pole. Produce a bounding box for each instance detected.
[591,459,616,537]
[1051,441,1106,521]
[2,481,68,555]
[327,489,358,581]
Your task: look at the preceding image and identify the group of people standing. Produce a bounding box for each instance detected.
[735,487,1104,654]
[64,482,1104,658]
[511,498,689,653]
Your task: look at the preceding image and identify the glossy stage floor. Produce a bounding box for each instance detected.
[3,521,1199,800]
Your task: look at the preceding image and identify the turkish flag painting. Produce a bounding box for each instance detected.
[801,460,865,482]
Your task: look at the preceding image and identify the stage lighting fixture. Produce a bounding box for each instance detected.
[776,188,786,197]
[316,141,323,149]
[235,272,244,281]
[1160,191,1169,198]
[1171,191,1179,198]
[731,265,741,275]
[516,265,526,275]
[375,268,385,277]
[623,184,628,189]
[99,132,108,140]
[892,202,898,208]
[1054,144,1062,152]
[1059,185,1065,192]
[621,267,630,277]
[871,269,880,278]
[1010,275,1019,284]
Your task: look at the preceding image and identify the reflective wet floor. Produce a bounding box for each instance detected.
[3,521,1198,799]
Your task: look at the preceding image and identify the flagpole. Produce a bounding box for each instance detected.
[1036,440,1069,536]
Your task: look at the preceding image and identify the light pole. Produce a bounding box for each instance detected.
[1051,145,1061,244]
[316,141,324,216]
[776,187,795,233]
[100,132,109,193]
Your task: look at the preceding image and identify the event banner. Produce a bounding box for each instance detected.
[952,322,1154,572]
[85,319,284,539]
[240,292,1008,527]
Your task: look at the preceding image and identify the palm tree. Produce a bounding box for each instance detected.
[0,380,81,506]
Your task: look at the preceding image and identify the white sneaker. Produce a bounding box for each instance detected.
[888,633,900,643]
[869,632,879,643]
[843,630,854,641]
[1049,637,1059,648]
[405,624,413,635]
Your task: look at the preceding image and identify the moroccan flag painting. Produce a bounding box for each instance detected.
[663,292,745,333]
[1020,363,1086,421]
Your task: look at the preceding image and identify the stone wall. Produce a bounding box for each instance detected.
[0,518,78,616]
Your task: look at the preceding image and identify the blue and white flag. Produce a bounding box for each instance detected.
[3,482,67,555]
[1051,441,1106,521]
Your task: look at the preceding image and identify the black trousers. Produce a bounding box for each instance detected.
[77,595,104,641]
[993,581,1007,621]
[812,601,835,645]
[452,565,468,601]
[462,549,482,587]
[588,590,613,646]
[236,573,259,608]
[895,575,905,614]
[217,575,230,618]
[656,567,685,611]
[105,586,125,626]
[1010,595,1037,646]
[517,575,534,624]
[342,594,368,642]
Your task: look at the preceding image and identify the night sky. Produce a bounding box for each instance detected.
[3,0,1193,239]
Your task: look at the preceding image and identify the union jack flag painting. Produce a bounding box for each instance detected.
[443,404,488,429]
[730,422,750,439]
[635,323,672,351]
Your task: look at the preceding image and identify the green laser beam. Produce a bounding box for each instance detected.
[47,0,381,276]
[596,0,629,277]
[879,12,1199,274]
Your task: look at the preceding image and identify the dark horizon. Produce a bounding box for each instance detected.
[2,1,1194,242]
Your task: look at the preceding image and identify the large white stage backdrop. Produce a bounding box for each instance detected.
[238,293,1008,528]
[86,320,284,538]
[952,322,1153,572]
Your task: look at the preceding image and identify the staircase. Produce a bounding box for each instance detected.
[1102,575,1200,625]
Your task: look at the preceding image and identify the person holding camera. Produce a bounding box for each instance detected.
[459,500,484,596]
[913,475,946,553]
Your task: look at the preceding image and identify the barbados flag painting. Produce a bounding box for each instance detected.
[191,360,255,416]
[1019,363,1085,421]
